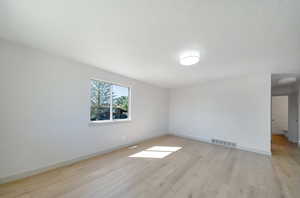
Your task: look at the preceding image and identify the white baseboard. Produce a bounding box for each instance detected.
[169,133,271,156]
[0,132,272,184]
[171,133,211,144]
[0,134,165,184]
[237,145,271,156]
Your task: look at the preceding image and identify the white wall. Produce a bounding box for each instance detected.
[272,96,288,135]
[0,39,169,181]
[288,93,298,143]
[0,38,275,183]
[169,74,271,155]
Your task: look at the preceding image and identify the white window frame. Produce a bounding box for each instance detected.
[90,78,131,124]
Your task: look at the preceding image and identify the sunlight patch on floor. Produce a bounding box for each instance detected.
[146,146,182,152]
[129,151,172,158]
[129,146,182,159]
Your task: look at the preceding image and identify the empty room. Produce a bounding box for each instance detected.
[1,1,300,198]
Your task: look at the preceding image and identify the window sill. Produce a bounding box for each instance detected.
[89,119,131,125]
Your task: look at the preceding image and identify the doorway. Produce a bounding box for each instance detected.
[272,96,289,138]
[271,74,299,153]
[271,94,299,154]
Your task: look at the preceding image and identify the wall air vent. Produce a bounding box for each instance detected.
[211,139,237,148]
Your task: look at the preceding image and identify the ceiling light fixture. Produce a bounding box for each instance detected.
[278,77,297,85]
[179,51,200,66]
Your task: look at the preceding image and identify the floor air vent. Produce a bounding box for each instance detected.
[211,139,237,148]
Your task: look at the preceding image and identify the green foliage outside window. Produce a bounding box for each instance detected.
[90,80,129,121]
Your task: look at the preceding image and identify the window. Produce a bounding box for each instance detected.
[112,84,129,120]
[90,79,130,122]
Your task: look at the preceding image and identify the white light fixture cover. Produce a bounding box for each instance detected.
[278,77,297,85]
[180,51,200,66]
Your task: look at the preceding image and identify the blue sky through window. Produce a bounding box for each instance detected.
[113,85,128,97]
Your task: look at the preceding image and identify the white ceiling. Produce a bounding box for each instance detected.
[1,0,300,88]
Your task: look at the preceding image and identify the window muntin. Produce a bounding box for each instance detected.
[90,79,130,122]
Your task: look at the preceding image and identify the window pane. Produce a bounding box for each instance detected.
[112,85,129,120]
[90,80,111,121]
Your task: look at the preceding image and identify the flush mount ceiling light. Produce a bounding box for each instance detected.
[179,51,200,66]
[278,77,297,85]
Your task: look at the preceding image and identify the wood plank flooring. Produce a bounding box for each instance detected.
[0,135,300,198]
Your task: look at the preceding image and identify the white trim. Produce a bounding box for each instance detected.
[128,87,132,120]
[90,77,132,88]
[0,134,165,184]
[237,145,271,156]
[171,133,211,144]
[89,119,131,125]
[110,83,113,120]
[0,133,271,184]
[170,133,271,156]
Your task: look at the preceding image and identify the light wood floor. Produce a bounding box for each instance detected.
[0,135,300,198]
